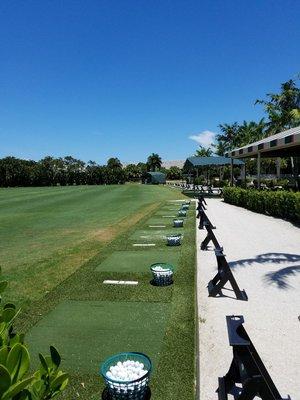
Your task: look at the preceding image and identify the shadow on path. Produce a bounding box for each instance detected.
[228,253,300,290]
[229,253,300,269]
[263,265,300,289]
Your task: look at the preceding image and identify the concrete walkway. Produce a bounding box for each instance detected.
[197,199,300,400]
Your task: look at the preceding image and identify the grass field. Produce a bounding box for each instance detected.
[0,184,183,306]
[1,184,196,400]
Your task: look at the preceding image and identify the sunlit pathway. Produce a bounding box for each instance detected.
[196,198,300,400]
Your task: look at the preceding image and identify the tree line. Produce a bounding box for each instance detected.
[0,153,182,187]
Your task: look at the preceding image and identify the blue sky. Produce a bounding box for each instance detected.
[1,0,299,164]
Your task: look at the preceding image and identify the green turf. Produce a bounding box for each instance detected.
[129,228,183,241]
[153,210,179,216]
[158,205,180,211]
[130,229,166,239]
[27,300,170,374]
[13,191,195,400]
[144,217,173,226]
[95,249,180,273]
[0,184,183,305]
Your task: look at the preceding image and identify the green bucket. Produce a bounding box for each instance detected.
[173,218,184,228]
[181,204,189,211]
[150,263,174,286]
[100,352,152,400]
[166,233,182,246]
[178,210,187,217]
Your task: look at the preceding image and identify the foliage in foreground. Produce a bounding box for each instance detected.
[0,271,68,399]
[223,187,300,222]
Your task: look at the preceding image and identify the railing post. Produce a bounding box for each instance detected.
[217,316,286,400]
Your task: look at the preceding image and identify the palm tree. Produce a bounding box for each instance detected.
[147,153,162,172]
[166,166,182,180]
[137,162,148,174]
[237,119,266,145]
[216,119,266,153]
[125,164,141,181]
[107,157,122,169]
[106,158,125,184]
[216,122,240,152]
[255,78,300,135]
[194,146,213,157]
[213,141,227,156]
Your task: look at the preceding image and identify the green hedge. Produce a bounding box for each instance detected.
[223,187,300,222]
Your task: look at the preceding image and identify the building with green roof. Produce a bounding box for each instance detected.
[143,172,166,184]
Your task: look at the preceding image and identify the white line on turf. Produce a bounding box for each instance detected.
[103,280,138,285]
[132,243,155,247]
[149,225,166,228]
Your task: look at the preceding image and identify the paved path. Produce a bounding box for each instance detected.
[196,199,300,400]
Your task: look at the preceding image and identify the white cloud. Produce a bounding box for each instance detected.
[189,130,216,147]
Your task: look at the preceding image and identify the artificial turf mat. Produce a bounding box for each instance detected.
[27,300,170,374]
[153,210,178,216]
[95,249,181,273]
[159,206,181,211]
[144,217,174,226]
[129,228,183,241]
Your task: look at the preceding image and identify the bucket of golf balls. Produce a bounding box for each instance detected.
[178,209,187,217]
[181,203,189,211]
[173,218,184,228]
[166,233,182,246]
[150,263,174,286]
[100,352,152,400]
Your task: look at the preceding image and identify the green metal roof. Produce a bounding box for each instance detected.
[145,171,166,183]
[146,172,166,176]
[184,156,244,169]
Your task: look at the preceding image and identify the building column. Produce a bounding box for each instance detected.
[257,152,261,189]
[230,158,234,186]
[276,157,281,178]
[241,163,246,181]
[193,168,198,189]
[290,157,299,190]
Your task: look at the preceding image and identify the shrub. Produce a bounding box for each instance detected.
[223,187,300,222]
[0,270,68,399]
